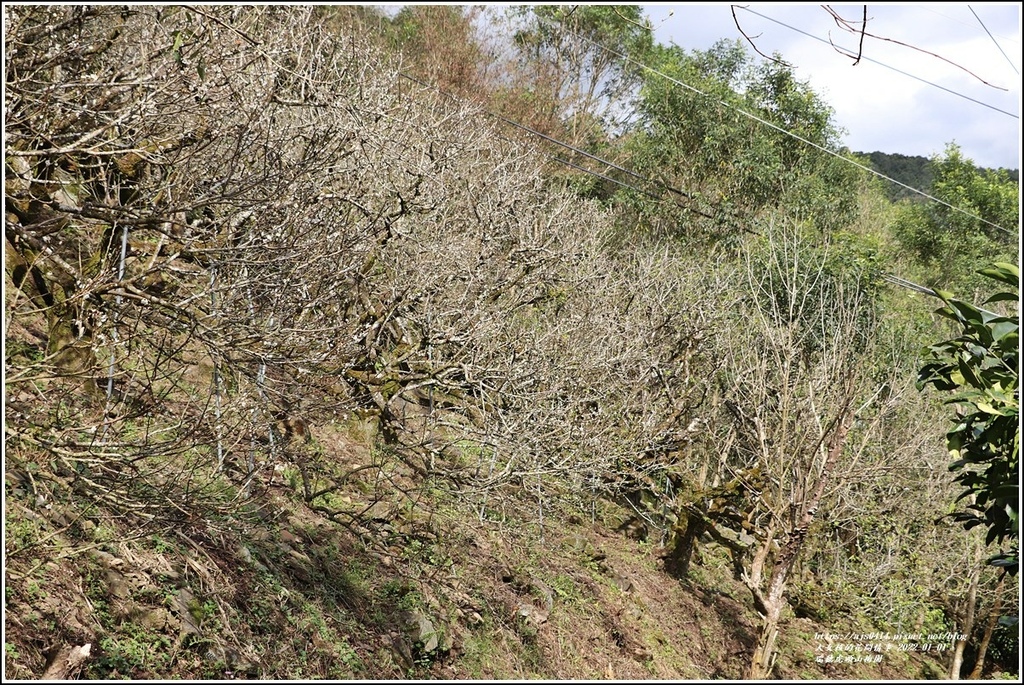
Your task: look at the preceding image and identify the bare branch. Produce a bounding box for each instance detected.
[821,5,869,66]
[731,5,792,67]
[824,3,1007,89]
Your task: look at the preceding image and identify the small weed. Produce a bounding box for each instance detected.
[185,597,220,631]
[94,625,173,677]
[461,632,500,679]
[379,578,405,598]
[282,467,302,491]
[201,600,219,623]
[299,600,331,637]
[379,578,423,611]
[687,565,708,587]
[549,574,582,605]
[25,578,47,601]
[151,535,175,555]
[5,515,44,553]
[402,538,428,563]
[330,633,362,672]
[5,339,44,363]
[313,490,350,511]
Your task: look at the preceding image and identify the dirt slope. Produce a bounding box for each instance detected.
[4,422,948,681]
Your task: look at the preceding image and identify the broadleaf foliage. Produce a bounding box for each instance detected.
[919,263,1020,574]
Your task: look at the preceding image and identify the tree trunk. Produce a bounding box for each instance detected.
[967,574,1005,679]
[949,561,982,679]
[666,511,705,579]
[746,405,852,680]
[749,595,784,680]
[746,526,802,679]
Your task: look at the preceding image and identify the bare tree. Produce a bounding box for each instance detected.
[663,222,902,679]
[5,5,724,558]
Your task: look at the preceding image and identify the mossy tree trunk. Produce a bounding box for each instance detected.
[746,405,852,680]
[665,510,705,579]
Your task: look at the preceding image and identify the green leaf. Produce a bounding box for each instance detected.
[978,263,1020,287]
[172,30,184,65]
[921,262,1019,572]
[987,318,1019,343]
[974,400,1006,416]
[990,483,1019,499]
[948,298,986,325]
[983,291,1019,305]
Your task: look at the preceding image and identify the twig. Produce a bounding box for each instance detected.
[611,7,651,33]
[823,4,1007,89]
[177,4,260,46]
[731,5,792,67]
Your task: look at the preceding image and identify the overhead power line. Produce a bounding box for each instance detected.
[536,9,1018,237]
[919,5,1020,46]
[881,273,938,297]
[488,105,703,207]
[968,5,1021,76]
[396,67,967,305]
[396,71,716,220]
[736,5,1019,119]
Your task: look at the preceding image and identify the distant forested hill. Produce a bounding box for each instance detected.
[859,150,1019,202]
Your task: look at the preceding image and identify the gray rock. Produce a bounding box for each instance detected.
[90,549,122,568]
[235,544,254,564]
[516,602,548,627]
[138,608,170,632]
[528,577,554,613]
[104,569,131,599]
[171,588,203,637]
[402,609,439,653]
[612,572,634,593]
[203,642,227,665]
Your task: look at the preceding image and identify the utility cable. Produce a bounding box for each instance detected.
[396,71,716,219]
[737,5,1019,119]
[882,273,1015,320]
[968,5,1020,76]
[494,114,708,213]
[881,273,938,297]
[919,5,1020,46]
[536,9,1018,237]
[398,67,996,310]
[519,9,1018,298]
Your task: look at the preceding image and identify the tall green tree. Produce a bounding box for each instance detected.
[894,145,1019,293]
[507,5,654,144]
[622,40,861,241]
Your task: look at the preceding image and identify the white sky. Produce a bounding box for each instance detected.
[644,2,1022,170]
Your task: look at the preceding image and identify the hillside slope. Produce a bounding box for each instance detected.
[4,6,1014,681]
[5,420,950,680]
